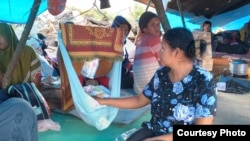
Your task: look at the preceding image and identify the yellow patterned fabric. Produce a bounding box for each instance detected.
[0,23,41,88]
[60,24,123,62]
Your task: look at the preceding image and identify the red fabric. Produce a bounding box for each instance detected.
[134,34,161,60]
[60,24,123,61]
[78,75,85,86]
[140,34,161,47]
[96,76,109,88]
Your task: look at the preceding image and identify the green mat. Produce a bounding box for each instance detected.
[39,111,150,141]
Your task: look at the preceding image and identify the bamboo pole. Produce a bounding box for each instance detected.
[2,0,42,90]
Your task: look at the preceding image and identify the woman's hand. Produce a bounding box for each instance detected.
[93,96,105,105]
[32,72,42,88]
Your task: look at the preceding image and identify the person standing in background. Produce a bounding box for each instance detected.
[202,20,212,32]
[201,20,216,53]
[133,11,162,94]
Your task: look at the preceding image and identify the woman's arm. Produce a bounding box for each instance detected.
[143,133,173,141]
[95,93,150,109]
[195,116,214,125]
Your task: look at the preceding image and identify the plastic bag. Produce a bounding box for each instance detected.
[38,119,61,132]
[114,128,138,141]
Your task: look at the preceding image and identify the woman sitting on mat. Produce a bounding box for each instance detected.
[95,27,217,141]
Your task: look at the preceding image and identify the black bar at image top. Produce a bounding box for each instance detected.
[173,125,250,141]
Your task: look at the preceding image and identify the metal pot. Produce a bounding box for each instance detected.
[229,58,248,76]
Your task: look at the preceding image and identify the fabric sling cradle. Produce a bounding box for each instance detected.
[58,24,123,130]
[7,82,50,120]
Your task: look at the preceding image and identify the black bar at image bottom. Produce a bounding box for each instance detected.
[173,125,250,140]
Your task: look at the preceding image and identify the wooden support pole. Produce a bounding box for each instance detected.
[176,0,186,28]
[2,0,42,90]
[145,0,152,12]
[152,0,171,32]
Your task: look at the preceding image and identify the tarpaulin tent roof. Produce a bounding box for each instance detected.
[166,0,250,19]
[2,0,249,30]
[0,0,48,24]
[135,0,250,30]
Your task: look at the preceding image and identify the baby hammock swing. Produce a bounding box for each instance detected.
[57,23,123,130]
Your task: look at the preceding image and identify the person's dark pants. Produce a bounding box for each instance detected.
[0,89,9,104]
[121,74,134,89]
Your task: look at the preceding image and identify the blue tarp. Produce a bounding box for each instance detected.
[0,0,249,30]
[165,3,250,31]
[0,0,47,24]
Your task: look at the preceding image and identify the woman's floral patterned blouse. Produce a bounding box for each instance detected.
[143,65,217,135]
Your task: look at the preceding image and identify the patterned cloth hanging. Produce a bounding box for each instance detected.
[60,23,123,62]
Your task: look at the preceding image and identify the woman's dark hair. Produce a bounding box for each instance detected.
[163,27,196,59]
[202,20,212,27]
[202,20,212,32]
[111,16,131,32]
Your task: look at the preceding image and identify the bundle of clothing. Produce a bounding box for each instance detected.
[215,30,250,54]
[26,33,60,86]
